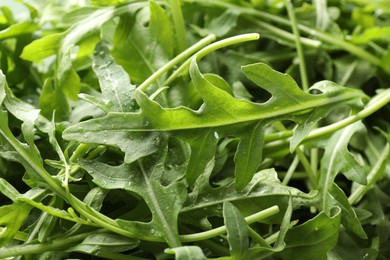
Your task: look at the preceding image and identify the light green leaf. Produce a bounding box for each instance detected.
[20,33,64,61]
[165,246,207,260]
[90,0,126,7]
[350,27,390,44]
[223,202,249,258]
[39,77,70,120]
[92,41,136,112]
[0,21,39,40]
[0,178,20,201]
[0,202,32,246]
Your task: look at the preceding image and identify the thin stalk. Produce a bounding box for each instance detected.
[169,0,188,52]
[248,17,321,48]
[164,33,260,85]
[285,0,309,90]
[179,205,279,242]
[310,148,319,179]
[137,34,217,92]
[248,226,271,248]
[282,154,299,185]
[0,230,102,258]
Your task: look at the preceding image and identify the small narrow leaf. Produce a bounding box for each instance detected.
[69,233,139,254]
[234,121,265,190]
[223,202,249,258]
[177,128,218,186]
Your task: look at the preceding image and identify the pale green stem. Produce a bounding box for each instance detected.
[0,230,99,258]
[285,0,309,91]
[248,17,321,48]
[137,34,217,92]
[164,33,260,86]
[282,154,299,185]
[248,226,271,248]
[179,205,279,242]
[310,148,319,178]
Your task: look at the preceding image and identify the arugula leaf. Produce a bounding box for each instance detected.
[111,1,175,85]
[0,202,32,246]
[64,60,366,189]
[276,207,342,260]
[79,149,187,247]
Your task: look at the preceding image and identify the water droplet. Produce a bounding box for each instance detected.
[214,131,219,139]
[143,120,150,127]
[98,51,106,58]
[154,137,161,146]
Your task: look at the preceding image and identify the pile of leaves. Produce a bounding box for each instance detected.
[1,0,390,259]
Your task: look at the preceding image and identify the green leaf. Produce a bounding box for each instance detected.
[165,246,207,260]
[223,202,249,258]
[39,77,70,120]
[79,153,187,247]
[327,183,367,239]
[111,1,175,84]
[0,21,39,40]
[182,168,318,223]
[319,121,367,208]
[64,61,366,189]
[350,27,390,44]
[69,233,139,254]
[0,202,32,246]
[233,121,265,189]
[192,9,240,37]
[92,41,136,112]
[177,128,218,186]
[276,207,342,260]
[20,33,64,61]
